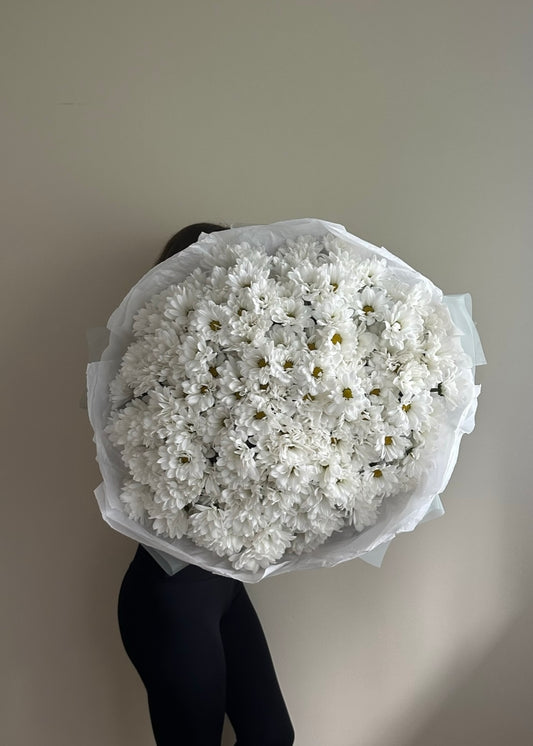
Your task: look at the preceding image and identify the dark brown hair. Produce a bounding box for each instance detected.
[154,222,230,266]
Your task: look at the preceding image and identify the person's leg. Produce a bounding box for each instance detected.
[221,583,295,746]
[117,547,233,746]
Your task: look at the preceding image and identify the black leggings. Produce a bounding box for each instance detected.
[117,545,295,746]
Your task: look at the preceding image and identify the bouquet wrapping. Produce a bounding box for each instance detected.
[86,218,485,581]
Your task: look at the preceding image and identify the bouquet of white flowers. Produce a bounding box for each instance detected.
[87,218,485,580]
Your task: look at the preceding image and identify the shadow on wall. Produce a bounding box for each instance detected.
[403,598,533,746]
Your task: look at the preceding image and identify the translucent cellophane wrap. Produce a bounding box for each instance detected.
[86,218,485,582]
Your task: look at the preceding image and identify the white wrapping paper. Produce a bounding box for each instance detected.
[86,218,485,580]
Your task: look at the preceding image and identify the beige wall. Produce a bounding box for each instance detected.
[2,1,532,744]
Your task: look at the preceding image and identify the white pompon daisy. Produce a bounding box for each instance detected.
[230,521,296,572]
[381,301,424,351]
[352,286,390,324]
[353,256,389,289]
[188,298,231,344]
[119,479,152,521]
[323,366,366,422]
[163,283,202,327]
[151,509,189,540]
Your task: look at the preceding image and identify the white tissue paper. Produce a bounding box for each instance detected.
[86,218,485,581]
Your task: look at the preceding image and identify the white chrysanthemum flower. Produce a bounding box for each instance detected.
[314,321,361,362]
[383,389,432,434]
[187,298,232,345]
[399,446,426,480]
[374,432,412,461]
[105,398,150,447]
[320,460,363,512]
[404,280,434,308]
[231,396,278,439]
[381,301,424,351]
[109,371,133,409]
[314,293,354,326]
[394,359,431,398]
[321,234,358,265]
[163,282,204,327]
[323,366,367,422]
[350,488,386,531]
[225,299,272,345]
[248,276,281,315]
[274,235,325,268]
[202,402,232,442]
[295,354,333,397]
[287,261,335,301]
[188,505,242,555]
[151,509,189,540]
[117,338,162,397]
[122,444,165,489]
[353,256,389,289]
[268,294,310,328]
[295,492,347,542]
[213,356,246,405]
[436,363,474,409]
[181,374,218,412]
[351,412,387,461]
[230,521,296,572]
[216,429,262,482]
[225,253,272,293]
[119,479,153,520]
[324,260,361,300]
[352,286,390,324]
[236,338,287,387]
[179,333,218,366]
[156,437,206,480]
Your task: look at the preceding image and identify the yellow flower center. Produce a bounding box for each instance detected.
[373,469,383,478]
[331,333,343,345]
[254,411,267,419]
[259,383,268,390]
[402,403,411,412]
[209,366,218,378]
[369,388,380,396]
[307,342,316,350]
[363,305,374,314]
[209,319,221,331]
[331,282,338,291]
[283,360,293,369]
[342,387,353,399]
[384,436,393,445]
[257,357,268,368]
[302,393,315,401]
[181,456,190,464]
[200,385,209,394]
[312,366,323,378]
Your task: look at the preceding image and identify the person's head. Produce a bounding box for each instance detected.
[154,222,230,266]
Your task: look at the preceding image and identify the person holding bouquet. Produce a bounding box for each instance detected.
[88,217,484,746]
[117,223,295,746]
